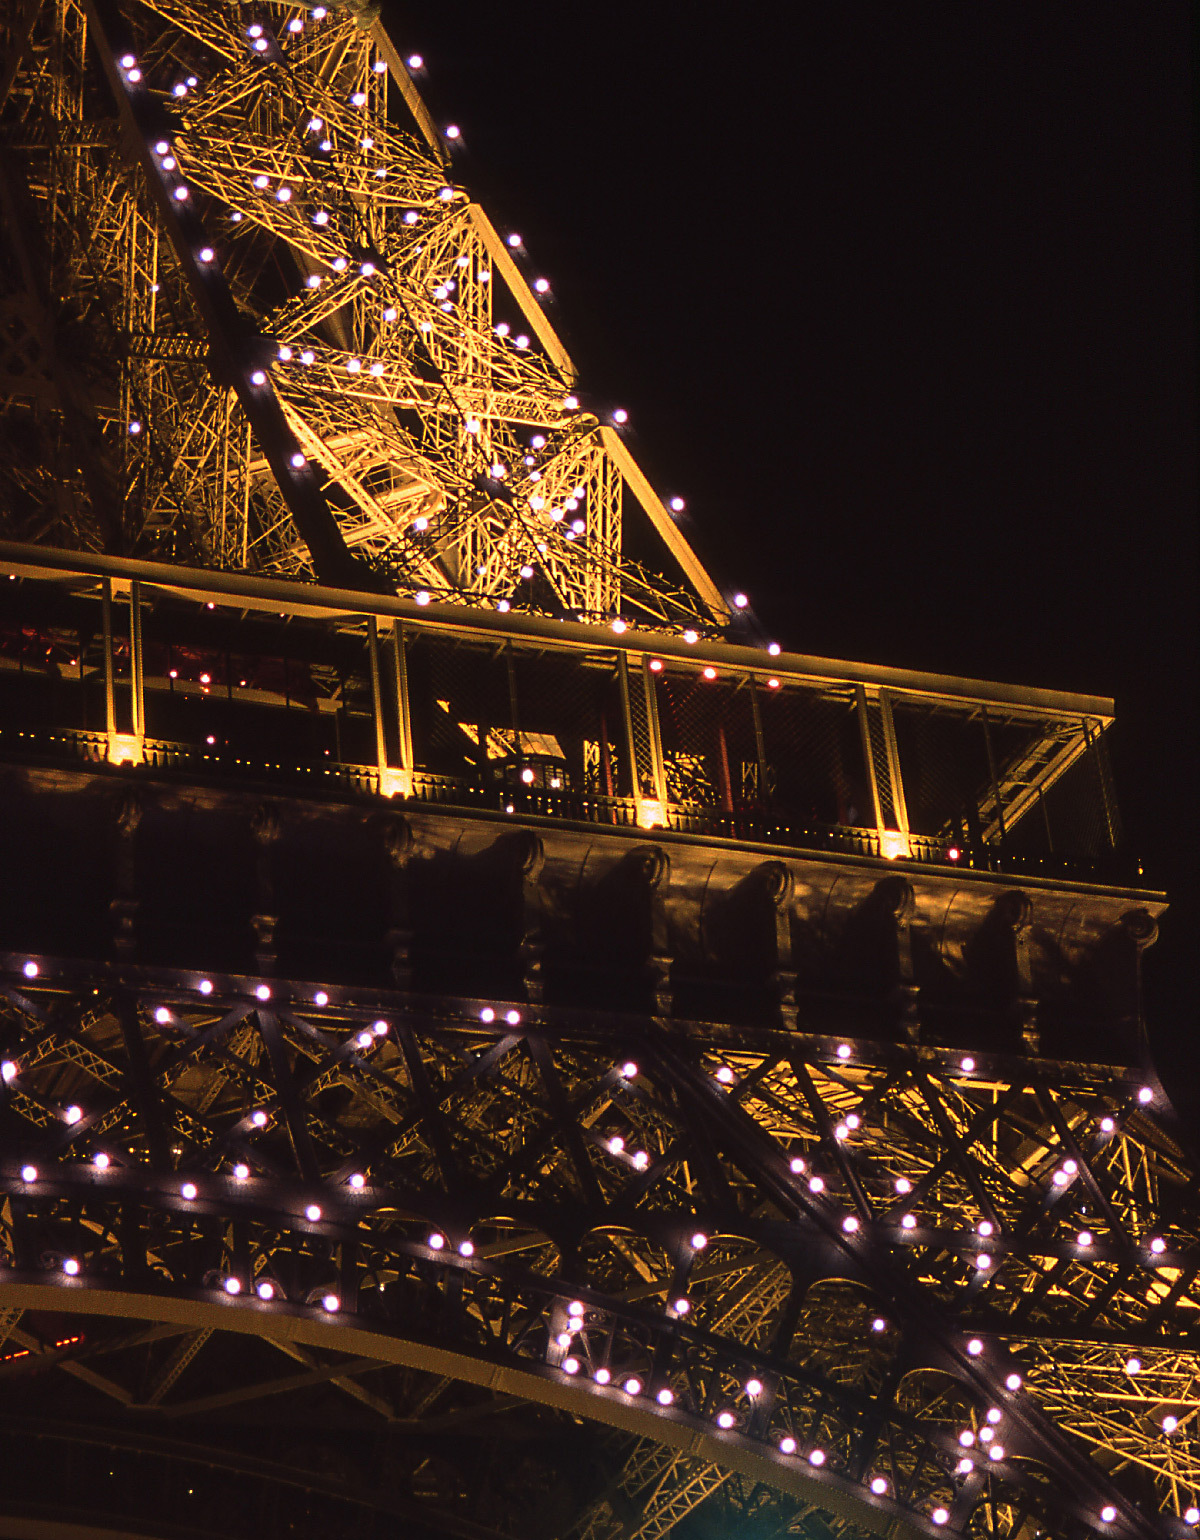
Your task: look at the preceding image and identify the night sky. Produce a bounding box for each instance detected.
[382,4,1197,1111]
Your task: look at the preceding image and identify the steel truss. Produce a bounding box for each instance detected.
[1,957,1197,1540]
[0,0,727,630]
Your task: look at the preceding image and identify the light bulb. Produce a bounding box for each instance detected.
[779,1436,797,1454]
[563,1356,580,1374]
[459,1239,475,1257]
[1138,1085,1153,1104]
[932,1508,949,1525]
[349,1173,365,1189]
[836,1043,851,1060]
[872,1317,887,1332]
[313,990,328,1005]
[900,1214,916,1230]
[181,1182,198,1200]
[717,1410,736,1428]
[198,245,214,261]
[1,1060,16,1082]
[322,1293,339,1312]
[255,984,271,1000]
[594,1368,611,1385]
[291,452,305,468]
[808,1176,825,1193]
[224,1276,241,1294]
[669,496,685,511]
[732,593,748,608]
[961,1056,976,1072]
[407,53,423,69]
[505,1009,521,1025]
[967,1338,983,1355]
[871,1477,888,1495]
[305,1204,321,1222]
[233,1163,249,1180]
[507,233,522,248]
[251,371,266,385]
[1101,1507,1117,1524]
[843,1215,859,1233]
[534,277,550,293]
[1077,1229,1093,1247]
[809,1448,826,1466]
[612,408,628,424]
[63,1257,80,1276]
[745,1378,763,1397]
[445,124,460,139]
[155,1006,171,1024]
[428,1232,445,1250]
[21,1164,36,1182]
[64,1104,82,1124]
[691,1231,708,1249]
[623,1378,641,1396]
[1005,1372,1022,1390]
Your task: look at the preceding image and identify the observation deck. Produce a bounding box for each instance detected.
[0,540,1126,880]
[0,539,1158,1072]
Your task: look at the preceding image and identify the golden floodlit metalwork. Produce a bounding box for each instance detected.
[0,6,1194,1540]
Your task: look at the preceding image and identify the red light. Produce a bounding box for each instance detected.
[947,847,961,862]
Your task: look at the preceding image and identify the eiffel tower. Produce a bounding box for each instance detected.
[0,6,1193,1540]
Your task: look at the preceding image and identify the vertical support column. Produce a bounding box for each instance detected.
[101,576,117,741]
[878,689,910,856]
[366,615,387,777]
[103,577,143,766]
[749,678,770,808]
[641,656,669,808]
[129,579,145,739]
[618,650,665,829]
[981,706,1007,855]
[370,616,412,800]
[391,623,414,788]
[855,684,885,847]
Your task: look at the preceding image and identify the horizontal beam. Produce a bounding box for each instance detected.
[0,1280,932,1540]
[0,539,1115,721]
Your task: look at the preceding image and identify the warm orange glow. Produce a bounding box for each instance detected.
[879,830,911,860]
[107,733,144,766]
[636,798,666,830]
[378,767,413,799]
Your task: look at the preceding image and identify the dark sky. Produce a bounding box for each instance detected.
[383,3,1197,1108]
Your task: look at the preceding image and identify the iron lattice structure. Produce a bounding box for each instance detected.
[0,945,1198,1540]
[0,6,1195,1540]
[0,0,726,629]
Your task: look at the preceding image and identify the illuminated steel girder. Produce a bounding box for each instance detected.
[0,5,1191,1540]
[0,0,727,629]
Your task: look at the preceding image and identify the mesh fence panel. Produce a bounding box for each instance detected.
[407,633,511,779]
[891,703,992,840]
[510,647,626,795]
[1029,735,1118,860]
[654,668,759,810]
[755,683,864,828]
